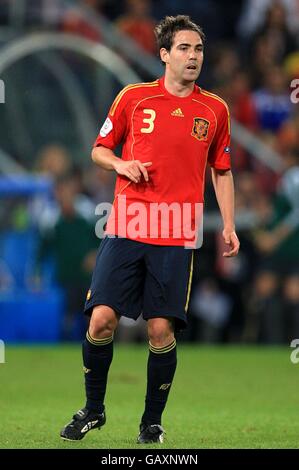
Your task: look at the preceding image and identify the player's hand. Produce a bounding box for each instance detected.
[114,160,152,183]
[222,228,240,257]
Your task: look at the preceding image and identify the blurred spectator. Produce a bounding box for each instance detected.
[251,1,298,60]
[244,159,299,343]
[249,35,281,88]
[242,2,298,88]
[83,165,115,205]
[115,0,156,54]
[238,0,299,40]
[190,278,232,343]
[252,193,274,226]
[252,65,293,132]
[69,166,97,221]
[277,109,299,155]
[32,144,96,231]
[34,144,72,179]
[8,0,64,28]
[230,71,258,131]
[284,50,299,80]
[32,144,72,231]
[222,72,258,171]
[283,274,299,341]
[61,0,103,42]
[210,45,241,86]
[254,163,299,263]
[37,173,99,340]
[244,270,285,343]
[38,0,64,27]
[235,171,261,210]
[215,230,256,342]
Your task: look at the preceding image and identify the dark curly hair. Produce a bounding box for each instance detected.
[155,15,205,52]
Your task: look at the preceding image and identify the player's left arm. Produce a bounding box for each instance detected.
[211,168,240,257]
[208,101,240,257]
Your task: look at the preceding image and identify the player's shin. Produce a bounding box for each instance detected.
[141,339,177,425]
[82,330,114,413]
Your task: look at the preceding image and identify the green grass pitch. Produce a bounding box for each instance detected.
[0,344,298,449]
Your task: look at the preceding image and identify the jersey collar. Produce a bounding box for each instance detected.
[159,76,200,99]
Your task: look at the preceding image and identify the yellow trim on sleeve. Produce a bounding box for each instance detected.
[110,81,159,117]
[200,89,231,135]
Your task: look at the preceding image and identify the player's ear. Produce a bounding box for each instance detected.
[160,48,169,65]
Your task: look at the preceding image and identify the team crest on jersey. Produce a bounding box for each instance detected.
[191,118,210,141]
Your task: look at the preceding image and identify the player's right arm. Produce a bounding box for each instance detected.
[91,85,151,183]
[91,146,151,183]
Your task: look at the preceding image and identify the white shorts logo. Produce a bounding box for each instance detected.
[100,117,113,137]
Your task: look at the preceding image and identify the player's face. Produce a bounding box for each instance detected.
[161,30,204,84]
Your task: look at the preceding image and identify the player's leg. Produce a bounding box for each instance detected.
[60,236,145,441]
[137,245,194,443]
[83,305,119,413]
[60,305,118,441]
[137,317,177,444]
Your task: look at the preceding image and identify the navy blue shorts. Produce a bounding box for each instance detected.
[84,236,194,330]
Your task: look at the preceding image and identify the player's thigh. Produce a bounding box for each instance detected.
[85,236,146,319]
[143,245,194,330]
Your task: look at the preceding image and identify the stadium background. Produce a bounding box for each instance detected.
[0,0,299,449]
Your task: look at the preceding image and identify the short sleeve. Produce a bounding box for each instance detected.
[208,103,231,170]
[93,88,130,149]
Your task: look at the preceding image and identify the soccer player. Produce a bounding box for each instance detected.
[60,15,240,444]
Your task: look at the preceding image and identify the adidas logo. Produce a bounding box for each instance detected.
[171,107,184,117]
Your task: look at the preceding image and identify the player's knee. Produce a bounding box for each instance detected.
[147,318,175,347]
[89,305,118,339]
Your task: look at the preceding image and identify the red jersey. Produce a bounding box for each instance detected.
[94,77,231,246]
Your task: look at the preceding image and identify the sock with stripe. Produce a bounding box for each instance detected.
[141,339,177,425]
[82,330,113,413]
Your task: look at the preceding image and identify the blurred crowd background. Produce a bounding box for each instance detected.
[0,0,299,345]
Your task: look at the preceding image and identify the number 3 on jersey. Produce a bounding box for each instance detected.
[141,109,156,134]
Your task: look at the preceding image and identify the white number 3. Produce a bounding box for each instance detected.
[141,109,156,133]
